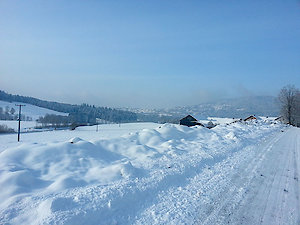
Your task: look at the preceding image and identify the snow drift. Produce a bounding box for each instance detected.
[0,120,284,224]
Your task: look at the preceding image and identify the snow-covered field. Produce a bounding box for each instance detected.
[0,120,38,132]
[0,100,68,121]
[0,121,299,225]
[0,123,159,153]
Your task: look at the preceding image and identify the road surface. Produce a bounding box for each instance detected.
[135,127,300,225]
[195,127,300,225]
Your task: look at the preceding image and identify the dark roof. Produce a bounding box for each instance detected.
[180,115,203,127]
[180,115,197,122]
[244,115,257,121]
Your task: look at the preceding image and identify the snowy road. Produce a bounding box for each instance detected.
[135,127,300,225]
[220,127,300,225]
[1,122,299,225]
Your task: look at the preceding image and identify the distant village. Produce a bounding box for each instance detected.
[179,114,283,129]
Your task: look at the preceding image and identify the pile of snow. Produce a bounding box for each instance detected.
[0,123,160,153]
[198,117,242,127]
[203,117,239,124]
[259,116,278,122]
[0,121,283,224]
[199,116,279,127]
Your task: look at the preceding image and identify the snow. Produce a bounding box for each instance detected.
[199,116,279,126]
[0,121,299,225]
[198,117,240,126]
[0,123,159,152]
[0,120,38,132]
[0,100,68,121]
[259,116,278,122]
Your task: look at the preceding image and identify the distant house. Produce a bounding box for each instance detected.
[180,115,203,127]
[244,115,257,121]
[206,121,216,129]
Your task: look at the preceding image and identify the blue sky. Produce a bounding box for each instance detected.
[1,0,300,108]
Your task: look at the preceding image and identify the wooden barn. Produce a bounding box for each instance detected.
[180,115,203,127]
[244,115,257,121]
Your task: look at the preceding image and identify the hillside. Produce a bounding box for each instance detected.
[0,90,137,123]
[0,90,280,124]
[0,100,68,121]
[160,96,280,119]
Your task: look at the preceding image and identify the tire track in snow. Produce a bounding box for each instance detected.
[134,129,284,225]
[200,127,300,225]
[197,129,284,225]
[292,132,300,224]
[259,128,299,225]
[277,137,294,223]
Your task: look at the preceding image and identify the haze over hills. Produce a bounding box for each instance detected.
[170,96,280,119]
[128,96,280,120]
[0,90,280,123]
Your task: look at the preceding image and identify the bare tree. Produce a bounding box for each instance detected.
[278,85,300,125]
[10,107,16,115]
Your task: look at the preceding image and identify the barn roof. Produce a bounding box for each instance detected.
[180,115,198,122]
[244,115,257,121]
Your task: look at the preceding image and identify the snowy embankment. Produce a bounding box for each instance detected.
[0,121,291,224]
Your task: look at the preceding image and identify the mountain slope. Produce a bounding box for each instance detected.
[0,90,137,123]
[167,96,280,119]
[0,100,68,121]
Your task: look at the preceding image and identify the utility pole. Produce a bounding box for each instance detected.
[96,118,100,132]
[16,104,25,142]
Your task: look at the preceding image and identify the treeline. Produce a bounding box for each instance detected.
[0,125,15,133]
[136,113,180,124]
[68,103,137,124]
[0,90,137,123]
[37,112,179,129]
[38,114,71,126]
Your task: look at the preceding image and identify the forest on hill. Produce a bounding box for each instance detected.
[0,90,138,124]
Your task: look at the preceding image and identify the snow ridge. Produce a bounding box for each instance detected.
[0,121,290,224]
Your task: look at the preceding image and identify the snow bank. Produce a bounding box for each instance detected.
[0,121,283,224]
